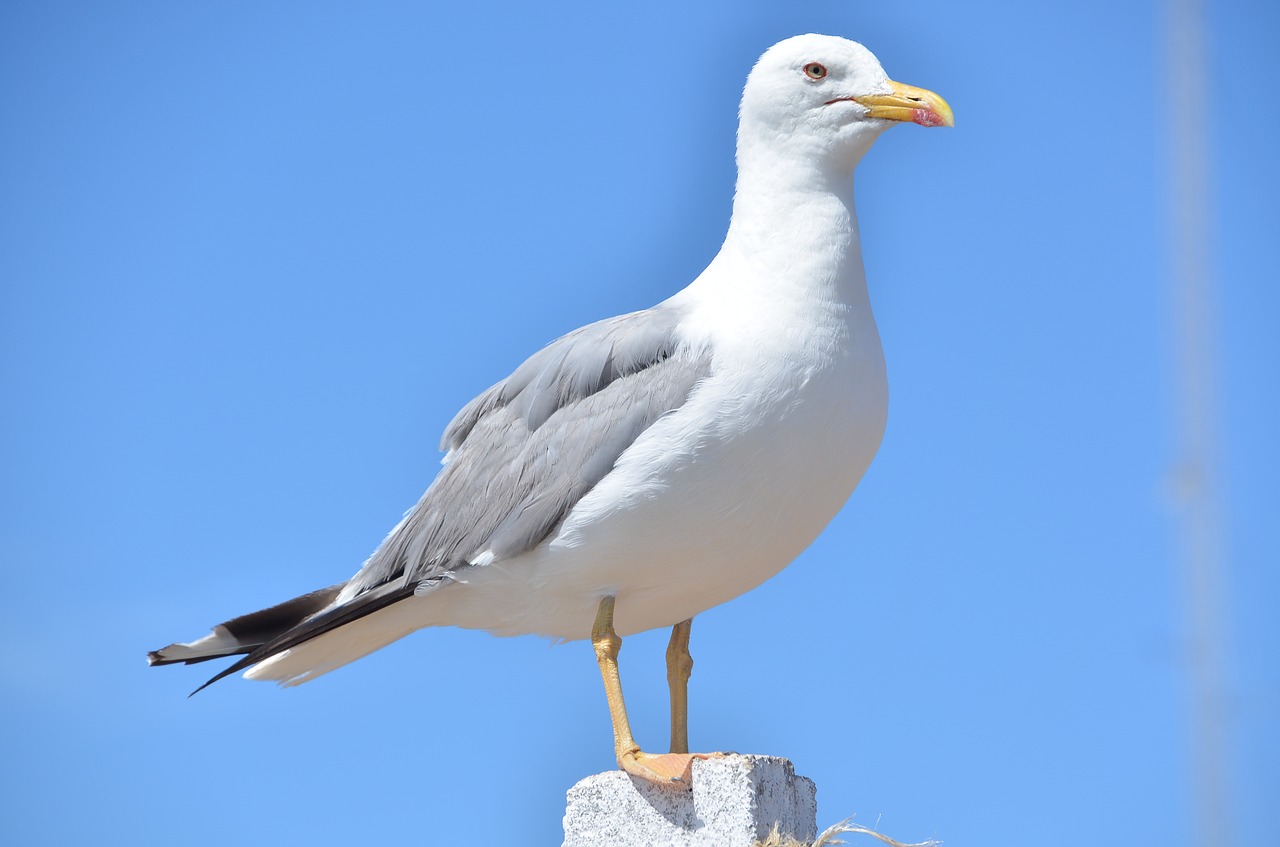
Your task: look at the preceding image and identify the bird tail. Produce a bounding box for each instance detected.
[147,580,435,693]
[146,583,346,668]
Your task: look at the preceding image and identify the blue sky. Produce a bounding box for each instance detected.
[2,1,1276,845]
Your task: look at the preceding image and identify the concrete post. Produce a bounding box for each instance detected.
[562,755,817,847]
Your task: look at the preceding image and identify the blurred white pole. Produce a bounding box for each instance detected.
[1165,1,1232,845]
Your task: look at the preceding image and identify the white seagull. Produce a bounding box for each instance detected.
[149,33,953,784]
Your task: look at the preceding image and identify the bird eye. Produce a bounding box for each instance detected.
[803,62,827,80]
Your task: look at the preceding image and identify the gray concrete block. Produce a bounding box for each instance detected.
[562,755,817,847]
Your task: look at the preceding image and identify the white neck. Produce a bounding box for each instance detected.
[667,126,887,402]
[711,136,871,311]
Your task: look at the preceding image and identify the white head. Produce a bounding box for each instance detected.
[737,34,953,180]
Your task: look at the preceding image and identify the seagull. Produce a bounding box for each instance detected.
[148,33,952,784]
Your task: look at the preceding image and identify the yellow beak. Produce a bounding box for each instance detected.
[850,80,954,128]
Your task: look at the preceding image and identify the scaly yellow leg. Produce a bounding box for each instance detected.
[666,618,693,754]
[592,597,715,784]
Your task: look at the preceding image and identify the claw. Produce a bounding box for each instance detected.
[620,751,726,786]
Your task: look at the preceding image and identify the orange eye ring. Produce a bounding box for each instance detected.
[803,62,827,80]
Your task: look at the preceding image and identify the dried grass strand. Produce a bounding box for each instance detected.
[753,817,940,847]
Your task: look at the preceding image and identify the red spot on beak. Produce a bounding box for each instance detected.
[912,108,947,127]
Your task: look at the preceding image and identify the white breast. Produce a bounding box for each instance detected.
[432,252,888,641]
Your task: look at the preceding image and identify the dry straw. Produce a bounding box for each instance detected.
[753,818,939,847]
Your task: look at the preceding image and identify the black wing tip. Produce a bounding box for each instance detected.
[188,656,256,697]
[147,647,252,668]
[146,647,246,696]
[169,583,417,697]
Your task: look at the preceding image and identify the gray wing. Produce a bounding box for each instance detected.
[345,303,712,596]
[172,303,712,693]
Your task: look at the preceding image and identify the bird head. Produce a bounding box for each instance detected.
[738,34,952,175]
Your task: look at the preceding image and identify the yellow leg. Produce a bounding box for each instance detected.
[592,597,716,785]
[592,596,643,770]
[666,618,693,754]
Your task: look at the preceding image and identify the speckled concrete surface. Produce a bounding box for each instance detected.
[563,755,817,847]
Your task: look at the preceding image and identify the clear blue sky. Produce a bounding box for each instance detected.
[2,2,1276,845]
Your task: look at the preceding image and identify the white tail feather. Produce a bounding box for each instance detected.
[244,595,438,686]
[147,626,244,665]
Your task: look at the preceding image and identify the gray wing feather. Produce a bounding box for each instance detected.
[346,304,710,596]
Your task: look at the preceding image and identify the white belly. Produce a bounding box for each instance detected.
[432,323,888,641]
